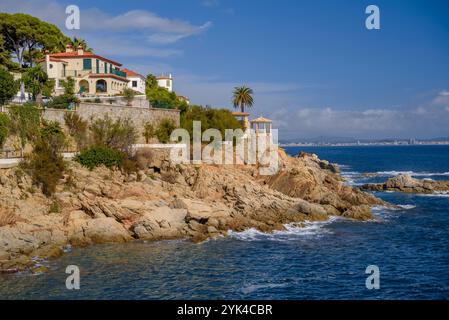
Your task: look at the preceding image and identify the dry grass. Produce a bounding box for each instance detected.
[161,170,178,184]
[135,148,154,170]
[0,207,18,227]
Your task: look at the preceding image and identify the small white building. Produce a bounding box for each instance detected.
[123,68,146,94]
[157,74,173,92]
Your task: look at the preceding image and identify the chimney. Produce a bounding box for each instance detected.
[77,44,84,55]
[65,43,73,53]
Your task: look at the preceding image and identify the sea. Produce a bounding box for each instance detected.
[1,145,448,299]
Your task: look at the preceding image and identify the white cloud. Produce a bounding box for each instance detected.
[0,0,211,61]
[432,90,449,107]
[175,73,449,139]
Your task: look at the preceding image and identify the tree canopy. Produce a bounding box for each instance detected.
[181,105,243,138]
[0,13,69,68]
[145,73,188,111]
[0,68,18,106]
[22,65,48,104]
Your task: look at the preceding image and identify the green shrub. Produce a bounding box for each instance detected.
[46,94,79,109]
[64,112,88,150]
[8,102,41,150]
[0,112,10,148]
[24,138,66,196]
[122,88,135,106]
[74,146,125,170]
[156,118,176,144]
[48,199,61,214]
[143,122,155,143]
[94,98,101,103]
[89,115,137,152]
[40,121,66,152]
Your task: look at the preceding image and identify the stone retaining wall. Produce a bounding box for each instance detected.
[42,103,180,143]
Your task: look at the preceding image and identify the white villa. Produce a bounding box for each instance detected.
[123,68,146,94]
[36,43,191,105]
[41,44,129,96]
[156,74,173,92]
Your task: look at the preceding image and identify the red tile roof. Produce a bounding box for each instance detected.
[48,51,122,66]
[122,68,144,78]
[49,57,68,63]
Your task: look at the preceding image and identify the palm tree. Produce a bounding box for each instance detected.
[232,86,254,113]
[70,37,92,52]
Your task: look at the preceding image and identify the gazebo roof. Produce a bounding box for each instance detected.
[251,116,272,123]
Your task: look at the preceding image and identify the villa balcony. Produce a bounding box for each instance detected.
[60,69,127,78]
[61,69,91,78]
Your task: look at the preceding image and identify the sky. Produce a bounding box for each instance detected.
[2,0,449,140]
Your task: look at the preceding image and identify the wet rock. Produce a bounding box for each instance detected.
[341,205,372,220]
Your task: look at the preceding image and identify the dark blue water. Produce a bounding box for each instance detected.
[1,145,448,299]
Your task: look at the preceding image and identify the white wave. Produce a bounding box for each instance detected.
[371,204,416,220]
[228,218,338,241]
[341,171,362,186]
[372,204,416,212]
[376,171,449,177]
[397,204,417,210]
[417,191,449,198]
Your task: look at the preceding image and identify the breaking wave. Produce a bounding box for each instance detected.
[376,171,449,177]
[417,191,449,198]
[228,218,339,241]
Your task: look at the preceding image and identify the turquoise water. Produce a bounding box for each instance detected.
[1,145,448,299]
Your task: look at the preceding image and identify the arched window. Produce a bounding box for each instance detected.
[96,79,107,93]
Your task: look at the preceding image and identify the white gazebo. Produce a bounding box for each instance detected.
[250,116,272,134]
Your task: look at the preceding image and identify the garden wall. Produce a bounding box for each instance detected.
[42,103,180,143]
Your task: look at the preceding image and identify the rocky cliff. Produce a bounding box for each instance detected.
[0,149,385,273]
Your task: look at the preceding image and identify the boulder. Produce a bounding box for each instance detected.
[362,174,449,194]
[341,205,372,221]
[131,206,187,240]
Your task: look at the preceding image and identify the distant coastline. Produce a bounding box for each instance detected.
[280,140,449,148]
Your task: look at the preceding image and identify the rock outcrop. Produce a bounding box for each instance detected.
[0,148,386,272]
[362,174,449,194]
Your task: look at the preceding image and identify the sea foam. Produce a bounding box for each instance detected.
[228,218,338,241]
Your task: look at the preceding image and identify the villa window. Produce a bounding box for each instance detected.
[166,80,170,87]
[132,81,137,88]
[83,58,92,70]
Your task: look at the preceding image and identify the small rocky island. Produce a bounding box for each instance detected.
[362,174,449,194]
[0,149,386,273]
